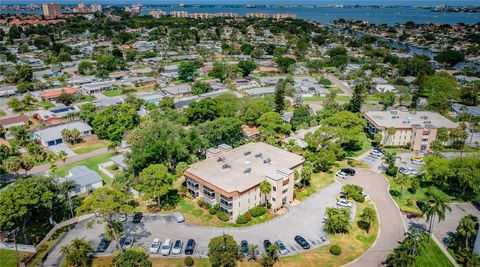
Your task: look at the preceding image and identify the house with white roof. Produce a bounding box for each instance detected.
[34,121,93,147]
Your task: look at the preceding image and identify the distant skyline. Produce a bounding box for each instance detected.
[3,0,480,6]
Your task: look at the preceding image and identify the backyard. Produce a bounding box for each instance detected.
[102,88,124,97]
[68,135,109,154]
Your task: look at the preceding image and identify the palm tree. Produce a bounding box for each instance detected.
[386,127,396,144]
[70,128,80,143]
[395,173,410,197]
[4,156,22,175]
[58,150,68,177]
[47,154,58,175]
[248,244,259,261]
[422,193,452,243]
[457,215,478,250]
[61,129,71,143]
[60,180,77,219]
[259,181,272,207]
[301,165,312,188]
[20,155,35,175]
[60,238,92,267]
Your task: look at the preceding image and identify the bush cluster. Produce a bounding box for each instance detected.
[249,206,267,217]
[184,256,194,266]
[216,211,229,221]
[343,184,364,202]
[236,214,249,224]
[330,244,342,255]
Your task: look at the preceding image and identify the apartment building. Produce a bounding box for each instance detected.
[42,3,62,17]
[364,109,458,151]
[170,10,189,18]
[272,13,297,19]
[184,143,304,219]
[246,13,269,19]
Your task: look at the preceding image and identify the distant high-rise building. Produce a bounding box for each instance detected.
[150,10,166,18]
[42,3,62,17]
[170,10,188,18]
[272,13,297,19]
[90,4,102,13]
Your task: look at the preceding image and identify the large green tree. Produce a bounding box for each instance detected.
[92,104,140,142]
[136,164,174,208]
[198,117,244,146]
[208,235,239,267]
[112,248,152,267]
[60,238,93,267]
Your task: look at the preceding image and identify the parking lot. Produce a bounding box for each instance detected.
[44,181,352,265]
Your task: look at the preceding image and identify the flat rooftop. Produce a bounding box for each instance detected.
[185,142,304,194]
[364,110,457,129]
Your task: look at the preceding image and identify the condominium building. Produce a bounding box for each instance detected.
[184,143,304,219]
[170,10,189,18]
[246,13,269,19]
[42,3,62,17]
[364,109,458,151]
[91,4,102,12]
[189,13,213,19]
[272,13,297,19]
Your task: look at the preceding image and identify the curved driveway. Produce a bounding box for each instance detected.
[339,169,406,267]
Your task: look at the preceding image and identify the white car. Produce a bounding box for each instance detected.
[411,159,425,166]
[160,239,172,256]
[275,240,288,255]
[171,239,183,255]
[149,238,161,254]
[121,236,134,249]
[370,149,383,157]
[336,199,353,208]
[335,171,348,179]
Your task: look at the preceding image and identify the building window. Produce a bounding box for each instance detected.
[282,188,288,194]
[203,185,215,199]
[272,186,276,191]
[272,197,276,202]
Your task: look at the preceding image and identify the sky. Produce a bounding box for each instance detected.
[3,0,480,5]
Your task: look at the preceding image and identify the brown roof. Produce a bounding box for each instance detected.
[0,115,29,127]
[42,87,77,99]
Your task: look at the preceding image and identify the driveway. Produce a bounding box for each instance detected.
[326,74,353,96]
[339,169,406,267]
[48,143,77,157]
[43,182,347,265]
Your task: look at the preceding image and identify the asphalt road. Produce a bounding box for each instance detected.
[42,182,346,266]
[339,169,406,267]
[326,74,353,97]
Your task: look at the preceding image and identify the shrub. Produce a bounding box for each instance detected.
[184,256,194,266]
[209,207,217,215]
[409,179,419,194]
[389,190,401,198]
[236,215,249,224]
[216,211,229,221]
[343,184,363,196]
[357,220,371,233]
[330,245,342,255]
[246,212,253,221]
[249,206,267,217]
[352,193,365,203]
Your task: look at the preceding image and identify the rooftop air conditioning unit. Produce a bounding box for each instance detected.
[243,167,252,174]
[217,156,225,162]
[255,153,263,158]
[244,151,251,156]
[263,158,271,164]
[222,164,231,169]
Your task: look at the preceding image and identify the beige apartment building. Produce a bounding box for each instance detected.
[170,10,189,18]
[364,109,458,151]
[246,13,269,19]
[42,3,62,17]
[272,13,297,19]
[184,143,304,219]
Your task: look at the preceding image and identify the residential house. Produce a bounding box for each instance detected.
[34,121,92,147]
[60,166,103,195]
[41,87,78,101]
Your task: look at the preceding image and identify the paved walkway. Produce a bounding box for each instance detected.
[340,169,406,267]
[30,147,110,175]
[42,182,344,266]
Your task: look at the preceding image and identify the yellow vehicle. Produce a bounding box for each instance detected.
[411,155,423,161]
[336,194,353,202]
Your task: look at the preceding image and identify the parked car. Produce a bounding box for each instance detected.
[184,239,196,255]
[132,212,143,223]
[171,240,183,255]
[174,212,185,223]
[160,239,172,256]
[96,237,110,253]
[149,238,161,254]
[412,159,424,166]
[294,235,310,249]
[263,240,272,252]
[241,240,249,256]
[336,199,353,208]
[275,240,288,255]
[399,167,413,176]
[335,171,348,179]
[121,236,134,249]
[411,155,423,161]
[341,168,355,176]
[370,149,383,157]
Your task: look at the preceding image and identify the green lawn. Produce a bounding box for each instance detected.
[0,249,34,267]
[55,153,113,184]
[102,89,124,97]
[71,140,109,154]
[0,109,7,117]
[328,87,343,94]
[295,171,335,201]
[37,101,55,109]
[412,238,454,267]
[304,95,351,102]
[75,95,95,103]
[366,95,382,102]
